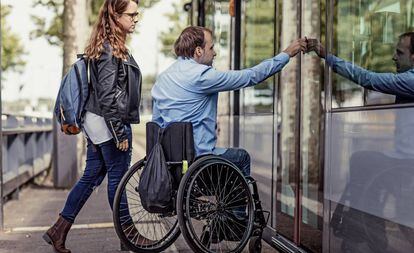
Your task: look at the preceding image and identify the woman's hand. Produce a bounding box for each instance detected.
[117,139,129,152]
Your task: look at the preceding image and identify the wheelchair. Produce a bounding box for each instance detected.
[113,122,269,253]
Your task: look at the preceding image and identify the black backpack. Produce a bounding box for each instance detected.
[138,129,174,213]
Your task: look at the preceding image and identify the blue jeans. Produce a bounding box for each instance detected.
[61,125,132,224]
[217,148,251,177]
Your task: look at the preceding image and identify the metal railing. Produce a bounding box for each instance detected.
[1,113,53,229]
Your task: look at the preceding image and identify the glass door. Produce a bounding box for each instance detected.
[275,0,324,252]
[275,0,300,242]
[299,0,324,252]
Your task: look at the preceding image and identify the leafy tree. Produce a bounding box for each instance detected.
[141,73,155,102]
[30,0,64,47]
[1,4,26,75]
[31,0,161,48]
[159,0,188,57]
[89,0,161,24]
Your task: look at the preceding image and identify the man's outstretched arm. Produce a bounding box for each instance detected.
[195,38,307,94]
[326,55,414,98]
[307,39,414,98]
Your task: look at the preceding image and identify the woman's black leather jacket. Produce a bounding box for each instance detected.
[85,43,142,144]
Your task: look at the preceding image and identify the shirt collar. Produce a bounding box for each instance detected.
[177,56,197,64]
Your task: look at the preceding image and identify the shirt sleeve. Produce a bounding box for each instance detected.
[195,52,290,94]
[152,101,162,125]
[326,55,414,98]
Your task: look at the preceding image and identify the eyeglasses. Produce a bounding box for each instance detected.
[122,11,140,21]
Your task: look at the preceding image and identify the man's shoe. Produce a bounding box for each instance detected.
[42,216,72,253]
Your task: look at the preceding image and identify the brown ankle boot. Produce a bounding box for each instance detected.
[43,216,72,253]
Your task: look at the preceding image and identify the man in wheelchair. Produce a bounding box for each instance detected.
[113,26,306,253]
[152,26,305,178]
[149,26,305,246]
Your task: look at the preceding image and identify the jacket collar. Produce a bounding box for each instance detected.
[123,54,140,70]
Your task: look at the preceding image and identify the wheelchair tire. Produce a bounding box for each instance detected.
[113,159,180,253]
[177,155,254,253]
[248,236,262,253]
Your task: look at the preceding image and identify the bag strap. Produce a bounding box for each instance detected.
[157,128,164,144]
[87,59,91,85]
[76,53,91,86]
[78,54,92,122]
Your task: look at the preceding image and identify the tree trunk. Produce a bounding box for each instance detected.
[54,0,89,188]
[279,0,299,202]
[62,0,89,76]
[62,0,77,76]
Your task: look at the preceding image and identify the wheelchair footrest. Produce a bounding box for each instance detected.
[255,209,270,229]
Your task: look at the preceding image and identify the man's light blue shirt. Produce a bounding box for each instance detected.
[152,52,290,156]
[326,55,414,98]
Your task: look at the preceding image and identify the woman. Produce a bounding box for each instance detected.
[43,1,147,252]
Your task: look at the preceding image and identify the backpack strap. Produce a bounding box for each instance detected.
[76,53,90,84]
[87,59,91,85]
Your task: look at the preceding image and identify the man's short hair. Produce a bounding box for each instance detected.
[400,32,414,54]
[174,26,213,58]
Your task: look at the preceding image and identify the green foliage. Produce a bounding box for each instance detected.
[159,0,188,57]
[242,0,275,112]
[142,73,156,91]
[31,0,161,46]
[30,0,63,46]
[90,0,161,24]
[1,4,26,74]
[332,0,414,106]
[89,0,105,25]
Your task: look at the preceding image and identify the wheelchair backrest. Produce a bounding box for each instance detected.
[146,122,195,164]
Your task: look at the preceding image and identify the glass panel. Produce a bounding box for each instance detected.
[204,0,232,146]
[191,0,199,25]
[241,0,275,114]
[300,0,325,252]
[328,109,414,253]
[204,0,232,73]
[242,116,274,214]
[204,0,215,29]
[332,0,414,108]
[276,0,299,241]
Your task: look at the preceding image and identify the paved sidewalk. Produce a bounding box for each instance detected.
[0,140,277,253]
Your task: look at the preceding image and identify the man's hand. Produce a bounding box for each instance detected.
[283,38,307,57]
[306,38,326,58]
[117,139,129,152]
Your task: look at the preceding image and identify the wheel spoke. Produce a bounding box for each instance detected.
[114,163,178,250]
[184,162,253,253]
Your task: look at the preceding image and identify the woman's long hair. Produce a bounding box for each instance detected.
[85,0,139,60]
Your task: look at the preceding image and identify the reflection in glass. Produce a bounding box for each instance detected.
[204,0,232,146]
[276,0,299,242]
[328,108,414,253]
[241,0,275,114]
[300,0,324,252]
[332,0,414,108]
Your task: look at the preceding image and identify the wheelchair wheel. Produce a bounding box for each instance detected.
[248,236,262,253]
[177,156,254,253]
[113,159,180,253]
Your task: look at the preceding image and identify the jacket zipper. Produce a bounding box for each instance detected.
[109,121,119,145]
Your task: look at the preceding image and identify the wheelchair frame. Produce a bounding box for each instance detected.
[112,122,269,253]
